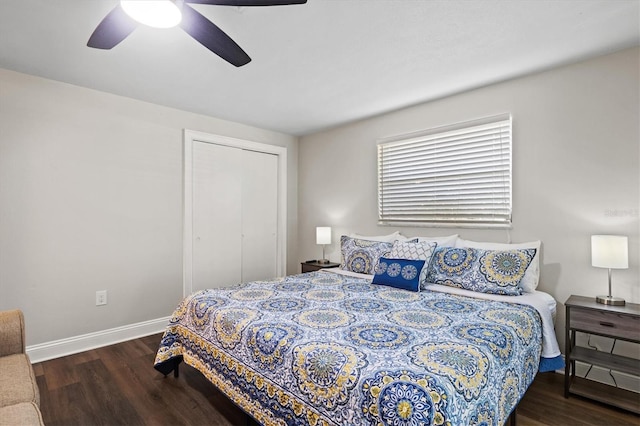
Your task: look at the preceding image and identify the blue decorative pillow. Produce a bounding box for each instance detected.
[425,247,537,296]
[372,257,426,292]
[340,236,393,275]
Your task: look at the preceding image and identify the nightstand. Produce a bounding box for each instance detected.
[564,295,640,413]
[301,261,340,273]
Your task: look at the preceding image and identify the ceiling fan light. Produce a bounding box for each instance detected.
[120,1,182,29]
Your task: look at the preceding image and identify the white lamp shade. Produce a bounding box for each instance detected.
[591,235,628,269]
[316,227,332,245]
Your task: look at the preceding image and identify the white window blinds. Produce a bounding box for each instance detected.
[377,114,512,228]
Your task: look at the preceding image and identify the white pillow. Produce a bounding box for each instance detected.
[390,240,438,288]
[350,231,404,243]
[413,234,459,247]
[455,238,541,293]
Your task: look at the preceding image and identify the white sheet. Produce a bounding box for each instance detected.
[321,268,561,358]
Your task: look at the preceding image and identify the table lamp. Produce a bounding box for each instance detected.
[591,235,628,306]
[316,227,332,264]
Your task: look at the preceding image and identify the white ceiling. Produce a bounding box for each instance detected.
[0,0,638,136]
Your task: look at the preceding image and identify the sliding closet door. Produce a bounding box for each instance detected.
[190,139,280,292]
[192,142,243,291]
[242,150,278,282]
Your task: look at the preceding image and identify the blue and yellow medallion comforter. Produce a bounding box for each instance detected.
[154,271,543,426]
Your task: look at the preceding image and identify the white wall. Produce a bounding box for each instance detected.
[299,47,639,353]
[0,68,298,346]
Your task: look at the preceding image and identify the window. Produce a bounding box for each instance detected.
[377,113,512,228]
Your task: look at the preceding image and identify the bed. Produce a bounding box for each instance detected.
[154,254,563,426]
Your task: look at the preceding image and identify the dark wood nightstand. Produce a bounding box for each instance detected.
[301,261,340,273]
[564,295,640,413]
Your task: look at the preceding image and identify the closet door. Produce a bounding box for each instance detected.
[192,142,243,291]
[242,149,278,282]
[190,141,280,292]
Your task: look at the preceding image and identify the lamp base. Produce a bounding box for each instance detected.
[317,259,330,264]
[596,295,626,306]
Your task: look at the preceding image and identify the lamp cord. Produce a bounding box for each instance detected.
[584,334,618,388]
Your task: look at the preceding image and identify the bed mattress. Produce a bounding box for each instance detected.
[154,271,549,425]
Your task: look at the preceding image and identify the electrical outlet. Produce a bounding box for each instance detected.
[96,290,107,306]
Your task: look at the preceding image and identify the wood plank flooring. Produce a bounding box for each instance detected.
[33,334,639,426]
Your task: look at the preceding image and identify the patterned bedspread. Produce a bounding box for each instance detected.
[154,271,543,426]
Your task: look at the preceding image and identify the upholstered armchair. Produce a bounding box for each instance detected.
[0,309,44,425]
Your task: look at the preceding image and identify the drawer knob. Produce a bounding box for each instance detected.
[599,321,615,327]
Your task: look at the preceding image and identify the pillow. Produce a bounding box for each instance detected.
[414,234,459,247]
[372,257,425,292]
[455,238,541,293]
[350,231,404,242]
[425,246,537,296]
[340,236,393,275]
[390,240,437,288]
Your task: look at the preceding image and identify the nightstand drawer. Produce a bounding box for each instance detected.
[301,261,340,273]
[570,307,640,341]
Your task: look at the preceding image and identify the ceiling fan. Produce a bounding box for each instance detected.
[87,0,307,67]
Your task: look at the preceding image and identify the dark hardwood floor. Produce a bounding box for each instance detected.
[33,334,639,426]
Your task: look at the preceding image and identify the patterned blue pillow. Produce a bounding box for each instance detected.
[372,257,425,292]
[340,236,393,275]
[425,247,537,296]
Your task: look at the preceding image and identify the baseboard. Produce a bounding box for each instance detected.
[26,316,171,363]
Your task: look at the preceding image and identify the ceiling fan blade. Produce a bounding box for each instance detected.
[186,0,307,6]
[180,4,251,67]
[87,5,138,49]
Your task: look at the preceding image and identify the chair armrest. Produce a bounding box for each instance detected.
[0,309,26,356]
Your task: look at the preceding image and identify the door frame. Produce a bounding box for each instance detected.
[183,129,287,296]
